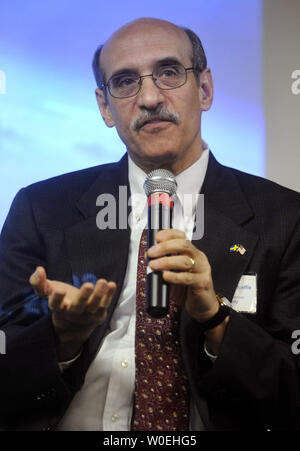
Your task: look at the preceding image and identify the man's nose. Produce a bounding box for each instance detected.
[136,75,165,109]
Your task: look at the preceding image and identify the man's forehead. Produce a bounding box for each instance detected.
[100,19,192,76]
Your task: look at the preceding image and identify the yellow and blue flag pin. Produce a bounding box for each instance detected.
[229,244,246,255]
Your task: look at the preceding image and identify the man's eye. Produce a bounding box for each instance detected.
[158,66,179,78]
[112,76,136,88]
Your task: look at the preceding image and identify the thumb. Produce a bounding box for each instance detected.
[29,266,52,298]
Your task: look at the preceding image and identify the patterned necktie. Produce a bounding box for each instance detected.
[131,229,190,431]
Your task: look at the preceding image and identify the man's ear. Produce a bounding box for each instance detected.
[198,68,213,112]
[95,88,115,127]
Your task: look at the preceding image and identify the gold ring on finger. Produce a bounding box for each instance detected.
[189,257,195,272]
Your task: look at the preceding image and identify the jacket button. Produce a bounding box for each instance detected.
[213,386,228,401]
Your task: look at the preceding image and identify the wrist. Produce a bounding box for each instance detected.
[191,299,219,323]
[204,315,230,355]
[54,329,87,361]
[56,340,83,362]
[192,295,231,332]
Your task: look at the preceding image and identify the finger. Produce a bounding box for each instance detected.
[94,282,116,322]
[149,254,195,272]
[29,266,52,298]
[85,279,108,313]
[155,229,186,242]
[48,290,67,312]
[98,281,117,309]
[148,238,194,259]
[163,271,199,286]
[67,283,95,313]
[162,269,212,290]
[162,270,197,286]
[86,280,116,314]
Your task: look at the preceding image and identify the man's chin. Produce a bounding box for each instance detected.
[129,149,178,172]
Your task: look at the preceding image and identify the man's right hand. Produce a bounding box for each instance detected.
[29,266,117,361]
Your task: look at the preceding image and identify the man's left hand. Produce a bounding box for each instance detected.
[148,229,229,354]
[148,229,219,320]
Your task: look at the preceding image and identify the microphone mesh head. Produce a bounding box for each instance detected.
[143,169,177,197]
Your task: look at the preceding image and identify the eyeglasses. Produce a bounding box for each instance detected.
[101,63,195,99]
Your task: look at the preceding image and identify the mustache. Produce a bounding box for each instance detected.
[131,107,181,131]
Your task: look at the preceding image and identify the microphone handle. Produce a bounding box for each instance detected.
[146,196,173,318]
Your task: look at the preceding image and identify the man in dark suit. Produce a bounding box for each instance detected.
[0,17,300,431]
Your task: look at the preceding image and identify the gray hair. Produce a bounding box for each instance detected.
[92,25,207,98]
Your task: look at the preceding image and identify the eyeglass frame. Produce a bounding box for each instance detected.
[100,64,195,99]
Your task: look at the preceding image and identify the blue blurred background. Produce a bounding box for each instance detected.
[0,0,264,230]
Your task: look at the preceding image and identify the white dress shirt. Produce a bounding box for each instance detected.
[56,146,210,431]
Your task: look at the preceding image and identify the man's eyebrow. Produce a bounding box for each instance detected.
[156,57,183,66]
[110,68,137,79]
[109,57,185,79]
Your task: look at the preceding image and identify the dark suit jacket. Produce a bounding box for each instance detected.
[1,152,300,431]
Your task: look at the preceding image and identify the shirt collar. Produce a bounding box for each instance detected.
[128,141,210,215]
[174,141,209,209]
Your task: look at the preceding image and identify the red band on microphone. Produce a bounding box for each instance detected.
[148,192,174,208]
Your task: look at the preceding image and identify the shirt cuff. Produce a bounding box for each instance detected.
[204,341,218,363]
[58,349,82,372]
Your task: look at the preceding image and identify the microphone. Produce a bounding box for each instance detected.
[143,169,177,318]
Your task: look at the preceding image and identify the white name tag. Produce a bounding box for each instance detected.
[231,273,257,313]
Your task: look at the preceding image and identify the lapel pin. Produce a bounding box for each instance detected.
[230,244,246,255]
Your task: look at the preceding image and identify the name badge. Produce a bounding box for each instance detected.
[231,273,257,313]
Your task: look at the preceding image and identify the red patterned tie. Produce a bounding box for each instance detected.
[131,229,190,431]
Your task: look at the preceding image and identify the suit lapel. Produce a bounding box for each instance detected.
[193,152,258,300]
[196,207,257,301]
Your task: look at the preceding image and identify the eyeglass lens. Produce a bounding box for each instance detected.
[108,63,189,98]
